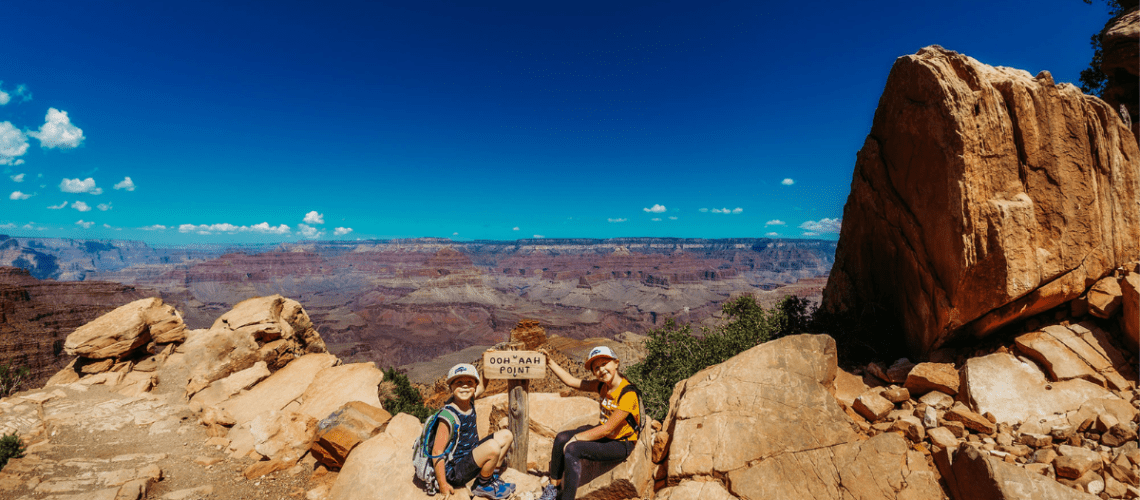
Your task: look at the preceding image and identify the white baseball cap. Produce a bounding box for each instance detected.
[585,346,618,371]
[446,363,481,385]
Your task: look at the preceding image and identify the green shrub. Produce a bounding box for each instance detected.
[626,294,815,421]
[381,367,434,422]
[0,432,24,470]
[0,364,29,398]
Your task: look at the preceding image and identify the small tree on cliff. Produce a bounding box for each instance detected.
[0,364,29,398]
[380,367,433,422]
[1079,0,1128,96]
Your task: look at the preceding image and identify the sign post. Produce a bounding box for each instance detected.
[484,350,546,472]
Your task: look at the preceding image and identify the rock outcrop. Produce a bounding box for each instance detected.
[822,45,1140,357]
[1100,6,1139,143]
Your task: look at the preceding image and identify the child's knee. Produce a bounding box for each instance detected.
[494,429,513,442]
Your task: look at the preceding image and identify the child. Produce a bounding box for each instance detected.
[432,363,516,499]
[537,346,641,500]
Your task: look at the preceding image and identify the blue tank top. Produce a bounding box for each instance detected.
[445,403,479,460]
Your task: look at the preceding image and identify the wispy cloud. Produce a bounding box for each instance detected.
[766,232,779,237]
[71,201,91,211]
[47,200,67,209]
[513,226,520,231]
[10,173,23,182]
[334,227,353,236]
[178,222,290,235]
[29,108,84,149]
[75,220,94,228]
[533,234,544,239]
[0,122,29,166]
[710,207,743,214]
[60,178,102,194]
[97,203,112,211]
[699,208,708,213]
[651,218,661,221]
[102,224,121,231]
[668,216,678,220]
[802,232,819,236]
[643,204,666,213]
[15,85,31,102]
[302,211,324,224]
[607,218,627,223]
[9,191,30,200]
[140,224,167,231]
[765,219,785,226]
[0,88,7,106]
[799,218,842,233]
[781,178,795,186]
[113,177,135,191]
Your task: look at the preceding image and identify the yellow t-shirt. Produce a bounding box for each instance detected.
[599,378,640,442]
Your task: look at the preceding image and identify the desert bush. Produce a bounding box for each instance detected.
[0,364,30,398]
[381,367,433,422]
[626,294,814,421]
[0,432,24,470]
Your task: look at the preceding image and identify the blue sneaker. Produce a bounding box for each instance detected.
[537,484,559,500]
[471,476,515,499]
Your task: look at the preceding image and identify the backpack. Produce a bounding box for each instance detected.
[601,382,648,441]
[411,405,461,495]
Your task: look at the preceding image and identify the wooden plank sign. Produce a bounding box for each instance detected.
[483,351,546,379]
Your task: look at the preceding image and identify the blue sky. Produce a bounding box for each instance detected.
[0,1,1114,244]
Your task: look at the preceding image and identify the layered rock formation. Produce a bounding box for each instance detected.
[822,45,1140,357]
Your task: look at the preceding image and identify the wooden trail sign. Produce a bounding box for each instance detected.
[483,351,546,380]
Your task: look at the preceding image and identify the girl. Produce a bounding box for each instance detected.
[537,346,641,500]
[432,363,516,499]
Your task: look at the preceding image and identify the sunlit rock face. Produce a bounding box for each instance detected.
[822,45,1140,358]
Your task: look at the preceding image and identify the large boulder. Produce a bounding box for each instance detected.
[1121,272,1139,352]
[576,421,656,500]
[311,401,392,469]
[180,295,329,394]
[220,353,339,426]
[327,413,442,500]
[664,335,859,480]
[64,297,186,359]
[962,352,1116,425]
[821,45,1140,358]
[296,363,384,421]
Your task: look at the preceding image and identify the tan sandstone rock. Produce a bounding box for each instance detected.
[821,45,1140,358]
[945,445,1098,499]
[1088,276,1124,319]
[250,410,318,463]
[65,298,184,359]
[297,363,384,421]
[311,401,392,469]
[655,480,737,500]
[220,353,339,426]
[904,362,959,396]
[963,352,1115,425]
[1121,272,1139,352]
[666,335,856,478]
[1100,7,1139,143]
[327,413,439,500]
[853,391,894,422]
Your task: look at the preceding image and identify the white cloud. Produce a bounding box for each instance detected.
[140,224,167,231]
[75,220,94,228]
[533,234,544,238]
[47,200,67,209]
[102,224,121,230]
[15,85,31,102]
[9,191,30,200]
[97,203,112,211]
[0,122,28,166]
[799,218,842,233]
[765,219,786,226]
[178,222,291,235]
[643,204,666,213]
[782,178,795,186]
[0,223,13,229]
[651,218,662,222]
[303,211,324,224]
[113,177,135,191]
[334,227,353,236]
[766,232,779,237]
[710,207,743,214]
[60,178,102,194]
[29,108,84,149]
[453,232,459,236]
[71,201,91,211]
[512,226,520,231]
[0,89,8,106]
[733,207,743,214]
[10,173,24,182]
[699,208,708,213]
[668,216,678,220]
[607,218,627,223]
[802,232,819,236]
[298,223,324,239]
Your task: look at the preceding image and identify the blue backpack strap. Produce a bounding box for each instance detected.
[424,406,461,460]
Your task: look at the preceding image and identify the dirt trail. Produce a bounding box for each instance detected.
[0,383,322,500]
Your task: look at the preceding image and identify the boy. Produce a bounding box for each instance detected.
[433,363,516,499]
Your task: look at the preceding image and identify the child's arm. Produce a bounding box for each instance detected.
[569,410,627,443]
[474,364,486,399]
[539,348,596,391]
[431,420,455,495]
